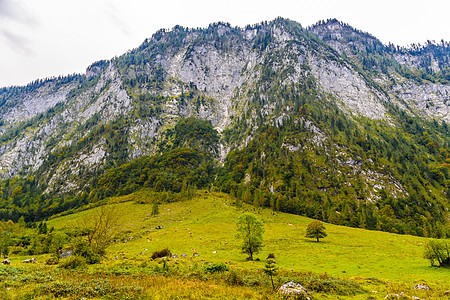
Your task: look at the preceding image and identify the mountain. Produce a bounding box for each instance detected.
[310,19,450,122]
[0,18,448,237]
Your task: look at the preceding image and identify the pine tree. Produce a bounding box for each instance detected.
[263,257,278,290]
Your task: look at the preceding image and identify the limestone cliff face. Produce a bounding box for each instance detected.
[309,57,389,120]
[0,18,448,195]
[3,85,72,123]
[310,18,450,123]
[392,80,450,121]
[0,62,132,184]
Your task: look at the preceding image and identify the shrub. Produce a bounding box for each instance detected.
[423,240,450,267]
[151,248,171,260]
[59,256,86,269]
[226,270,244,286]
[290,273,364,295]
[45,257,59,265]
[204,263,229,273]
[75,241,101,264]
[264,259,278,290]
[38,279,143,298]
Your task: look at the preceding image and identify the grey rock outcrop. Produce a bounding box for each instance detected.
[393,80,450,123]
[278,281,311,299]
[414,284,430,290]
[310,57,388,120]
[385,292,405,299]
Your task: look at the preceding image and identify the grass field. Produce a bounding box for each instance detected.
[2,190,449,299]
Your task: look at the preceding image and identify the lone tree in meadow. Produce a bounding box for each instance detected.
[306,220,327,242]
[236,213,264,260]
[74,202,121,257]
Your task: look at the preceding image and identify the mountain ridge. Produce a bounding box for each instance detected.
[0,17,448,238]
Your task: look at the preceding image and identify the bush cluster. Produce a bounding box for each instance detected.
[74,241,101,264]
[151,248,171,260]
[204,263,229,273]
[424,240,450,267]
[59,256,86,269]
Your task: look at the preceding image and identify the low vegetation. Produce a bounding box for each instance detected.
[0,191,448,299]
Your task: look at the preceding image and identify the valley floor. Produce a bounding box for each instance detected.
[1,190,449,299]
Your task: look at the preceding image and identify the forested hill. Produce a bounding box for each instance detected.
[0,18,449,237]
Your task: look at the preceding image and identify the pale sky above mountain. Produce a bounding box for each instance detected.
[0,0,449,87]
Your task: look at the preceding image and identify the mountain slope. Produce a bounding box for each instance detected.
[0,18,448,237]
[310,19,450,122]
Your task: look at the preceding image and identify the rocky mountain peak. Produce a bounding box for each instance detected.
[309,18,384,55]
[0,18,448,237]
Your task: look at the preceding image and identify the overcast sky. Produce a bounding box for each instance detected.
[0,0,449,87]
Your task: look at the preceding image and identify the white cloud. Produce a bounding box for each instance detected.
[0,0,39,55]
[0,0,449,87]
[0,28,33,54]
[104,2,133,37]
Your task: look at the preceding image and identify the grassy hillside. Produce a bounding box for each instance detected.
[49,190,448,281]
[1,190,449,299]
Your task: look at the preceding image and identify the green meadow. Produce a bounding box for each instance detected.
[1,190,449,299]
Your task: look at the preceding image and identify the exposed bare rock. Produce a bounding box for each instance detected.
[393,80,450,122]
[2,82,75,123]
[278,282,311,299]
[310,58,388,120]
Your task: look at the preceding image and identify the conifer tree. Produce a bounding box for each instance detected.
[264,257,278,290]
